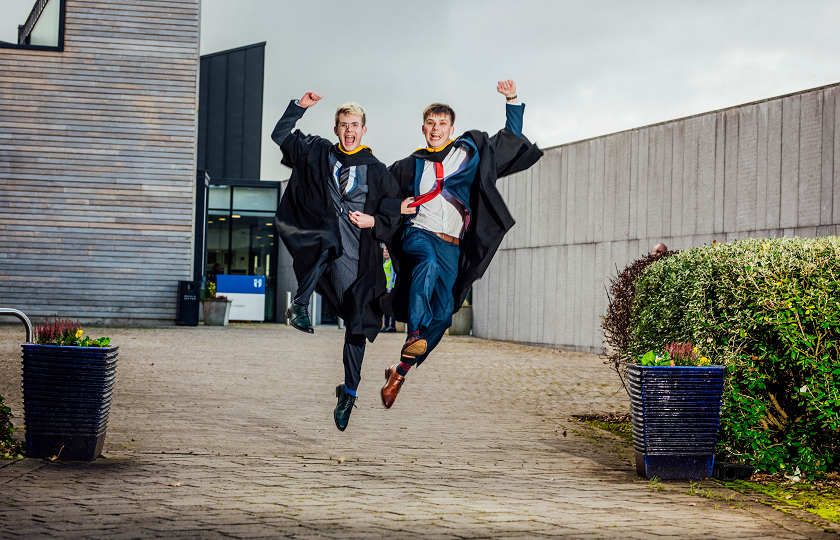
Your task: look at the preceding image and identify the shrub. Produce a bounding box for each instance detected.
[628,237,840,477]
[0,395,24,459]
[602,250,677,393]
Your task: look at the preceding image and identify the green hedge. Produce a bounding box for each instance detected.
[629,237,840,477]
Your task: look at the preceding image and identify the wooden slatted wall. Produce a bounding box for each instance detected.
[0,0,200,324]
[473,83,840,353]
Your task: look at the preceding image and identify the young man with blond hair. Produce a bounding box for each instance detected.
[271,92,402,431]
[382,80,543,408]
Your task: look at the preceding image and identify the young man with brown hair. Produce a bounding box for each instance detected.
[382,80,543,408]
[271,92,402,431]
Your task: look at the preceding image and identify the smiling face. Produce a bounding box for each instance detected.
[422,113,455,150]
[333,113,367,152]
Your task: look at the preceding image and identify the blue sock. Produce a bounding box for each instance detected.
[345,387,357,396]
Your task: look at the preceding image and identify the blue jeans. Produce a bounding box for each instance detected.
[402,227,460,365]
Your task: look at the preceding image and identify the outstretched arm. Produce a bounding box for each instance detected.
[489,80,542,177]
[270,92,325,165]
[497,79,523,138]
[270,92,322,147]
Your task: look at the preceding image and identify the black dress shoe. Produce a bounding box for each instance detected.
[334,384,356,432]
[285,303,314,333]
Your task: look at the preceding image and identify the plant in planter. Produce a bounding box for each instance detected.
[629,342,724,480]
[0,394,24,460]
[23,318,117,460]
[629,238,840,479]
[201,282,232,326]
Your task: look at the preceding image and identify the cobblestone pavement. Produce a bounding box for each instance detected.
[0,324,837,539]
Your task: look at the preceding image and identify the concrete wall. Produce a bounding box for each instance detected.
[473,83,840,353]
[0,0,201,324]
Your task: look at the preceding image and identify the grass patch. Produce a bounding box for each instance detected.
[573,413,840,528]
[722,473,840,526]
[574,413,633,442]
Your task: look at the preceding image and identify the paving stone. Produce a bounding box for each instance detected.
[0,325,837,539]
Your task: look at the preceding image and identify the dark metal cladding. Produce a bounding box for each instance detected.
[197,42,266,181]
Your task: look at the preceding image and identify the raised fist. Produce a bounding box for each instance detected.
[299,92,323,108]
[496,80,516,99]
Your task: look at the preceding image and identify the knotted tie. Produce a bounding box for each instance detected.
[408,162,444,208]
[338,166,350,196]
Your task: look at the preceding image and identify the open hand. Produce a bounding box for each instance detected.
[349,210,375,228]
[496,80,516,99]
[299,92,322,108]
[401,197,418,215]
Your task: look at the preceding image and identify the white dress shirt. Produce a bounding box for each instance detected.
[410,144,472,239]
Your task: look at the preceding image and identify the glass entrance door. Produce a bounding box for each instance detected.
[206,184,280,322]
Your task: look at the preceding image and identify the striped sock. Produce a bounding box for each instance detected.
[396,362,412,377]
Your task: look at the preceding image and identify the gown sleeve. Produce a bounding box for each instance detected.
[489,103,543,179]
[372,167,405,244]
[270,100,324,167]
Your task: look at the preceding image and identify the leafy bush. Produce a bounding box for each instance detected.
[602,250,677,393]
[628,237,840,477]
[0,395,24,459]
[35,318,110,347]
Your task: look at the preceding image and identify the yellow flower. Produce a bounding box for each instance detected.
[699,357,711,366]
[75,329,83,339]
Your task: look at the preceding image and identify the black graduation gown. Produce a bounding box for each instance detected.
[275,129,403,342]
[385,128,543,323]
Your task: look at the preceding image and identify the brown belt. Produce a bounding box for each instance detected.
[433,232,460,246]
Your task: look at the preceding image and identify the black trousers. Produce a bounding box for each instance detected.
[342,330,365,391]
[293,251,366,391]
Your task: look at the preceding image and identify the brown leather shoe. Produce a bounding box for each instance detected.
[381,364,405,409]
[400,336,427,362]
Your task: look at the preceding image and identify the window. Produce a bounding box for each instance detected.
[0,0,66,52]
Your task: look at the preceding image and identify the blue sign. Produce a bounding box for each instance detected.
[215,275,266,321]
[216,274,265,294]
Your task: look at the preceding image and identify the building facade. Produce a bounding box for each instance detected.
[0,0,201,324]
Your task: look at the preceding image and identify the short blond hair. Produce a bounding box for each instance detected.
[335,102,366,127]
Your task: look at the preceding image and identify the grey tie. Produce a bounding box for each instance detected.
[339,166,350,196]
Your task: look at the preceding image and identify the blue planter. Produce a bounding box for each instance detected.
[21,344,119,460]
[628,364,725,480]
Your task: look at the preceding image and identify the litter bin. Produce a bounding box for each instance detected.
[178,280,202,326]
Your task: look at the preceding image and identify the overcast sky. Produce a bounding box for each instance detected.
[3,0,840,181]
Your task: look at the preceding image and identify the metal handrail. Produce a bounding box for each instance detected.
[0,308,33,343]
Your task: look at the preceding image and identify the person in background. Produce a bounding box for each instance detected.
[382,246,396,332]
[653,243,668,255]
